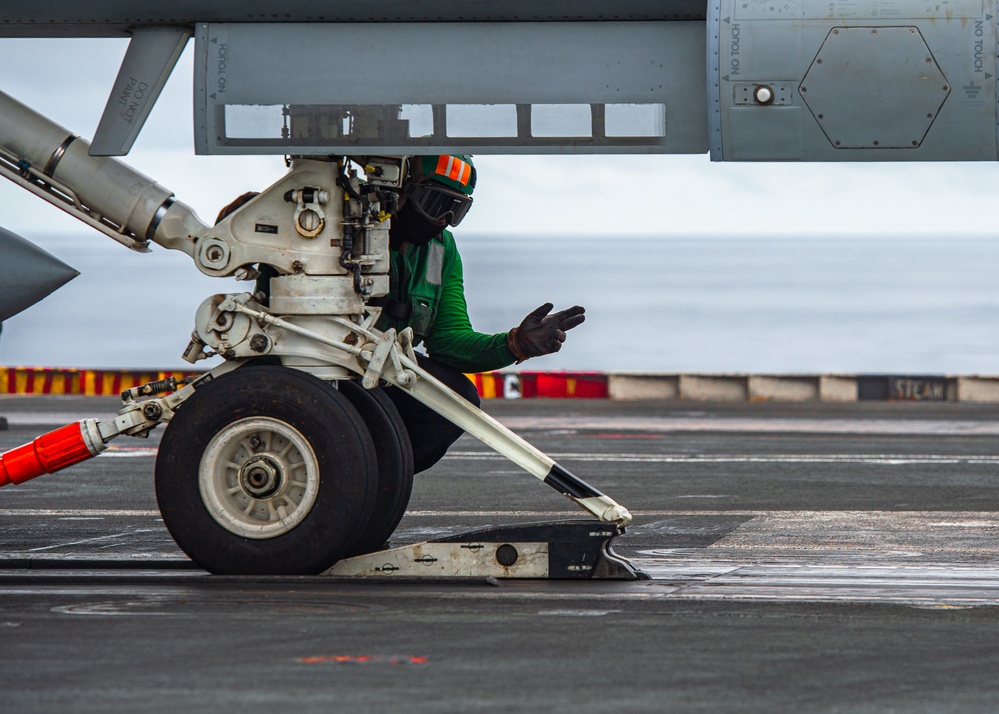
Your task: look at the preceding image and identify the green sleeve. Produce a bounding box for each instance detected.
[422,245,517,373]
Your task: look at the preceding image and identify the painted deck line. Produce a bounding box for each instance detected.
[1,508,997,519]
[448,451,999,465]
[8,407,999,435]
[495,416,999,435]
[628,561,999,606]
[12,448,999,465]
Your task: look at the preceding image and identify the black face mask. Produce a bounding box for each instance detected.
[390,201,444,249]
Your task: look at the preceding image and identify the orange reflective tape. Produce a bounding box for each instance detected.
[449,158,467,184]
[435,155,451,178]
[434,155,470,187]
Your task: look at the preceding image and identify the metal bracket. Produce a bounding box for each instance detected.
[91,27,192,156]
[324,521,649,580]
[361,329,397,389]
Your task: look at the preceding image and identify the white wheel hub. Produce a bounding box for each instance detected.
[199,417,320,539]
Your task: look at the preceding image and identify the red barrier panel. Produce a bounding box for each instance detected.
[2,367,610,400]
[469,372,609,399]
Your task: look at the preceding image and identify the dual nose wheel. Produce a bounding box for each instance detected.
[155,366,413,574]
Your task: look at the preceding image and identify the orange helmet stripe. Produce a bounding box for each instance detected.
[435,155,452,179]
[434,155,471,187]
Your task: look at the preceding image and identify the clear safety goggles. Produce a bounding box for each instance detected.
[403,181,473,227]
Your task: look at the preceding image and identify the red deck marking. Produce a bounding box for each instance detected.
[296,655,429,665]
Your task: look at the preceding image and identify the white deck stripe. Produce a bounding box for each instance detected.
[9,413,999,435]
[447,451,999,465]
[626,562,999,606]
[2,508,996,519]
[497,416,999,435]
[0,509,161,517]
[11,444,994,465]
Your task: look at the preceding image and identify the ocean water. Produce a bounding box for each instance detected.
[2,232,998,374]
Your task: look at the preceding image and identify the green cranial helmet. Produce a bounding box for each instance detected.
[416,155,476,196]
[404,155,476,227]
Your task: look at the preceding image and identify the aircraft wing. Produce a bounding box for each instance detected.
[0,2,705,37]
[3,1,992,162]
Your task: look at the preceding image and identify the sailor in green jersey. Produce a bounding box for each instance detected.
[214,156,586,474]
[374,155,586,472]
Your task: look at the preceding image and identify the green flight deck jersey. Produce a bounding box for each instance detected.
[375,231,516,374]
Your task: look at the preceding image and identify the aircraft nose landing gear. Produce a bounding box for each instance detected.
[0,97,643,579]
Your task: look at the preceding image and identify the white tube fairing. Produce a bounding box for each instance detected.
[0,90,203,255]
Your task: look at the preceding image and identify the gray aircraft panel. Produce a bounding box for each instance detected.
[194,22,708,155]
[0,1,708,37]
[709,0,999,161]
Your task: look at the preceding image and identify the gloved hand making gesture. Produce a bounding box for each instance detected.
[507,303,586,363]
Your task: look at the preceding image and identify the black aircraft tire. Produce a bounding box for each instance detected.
[155,366,379,575]
[338,381,415,556]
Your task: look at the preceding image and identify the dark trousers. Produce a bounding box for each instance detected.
[382,354,481,473]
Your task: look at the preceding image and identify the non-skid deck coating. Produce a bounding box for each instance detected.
[3,397,999,597]
[2,396,999,712]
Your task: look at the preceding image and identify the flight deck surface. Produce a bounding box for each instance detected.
[2,396,998,712]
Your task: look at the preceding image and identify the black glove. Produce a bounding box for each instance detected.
[507,303,585,362]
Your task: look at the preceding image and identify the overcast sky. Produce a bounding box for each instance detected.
[2,37,998,241]
[2,37,999,372]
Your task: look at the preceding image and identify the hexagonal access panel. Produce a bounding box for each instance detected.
[799,26,951,149]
